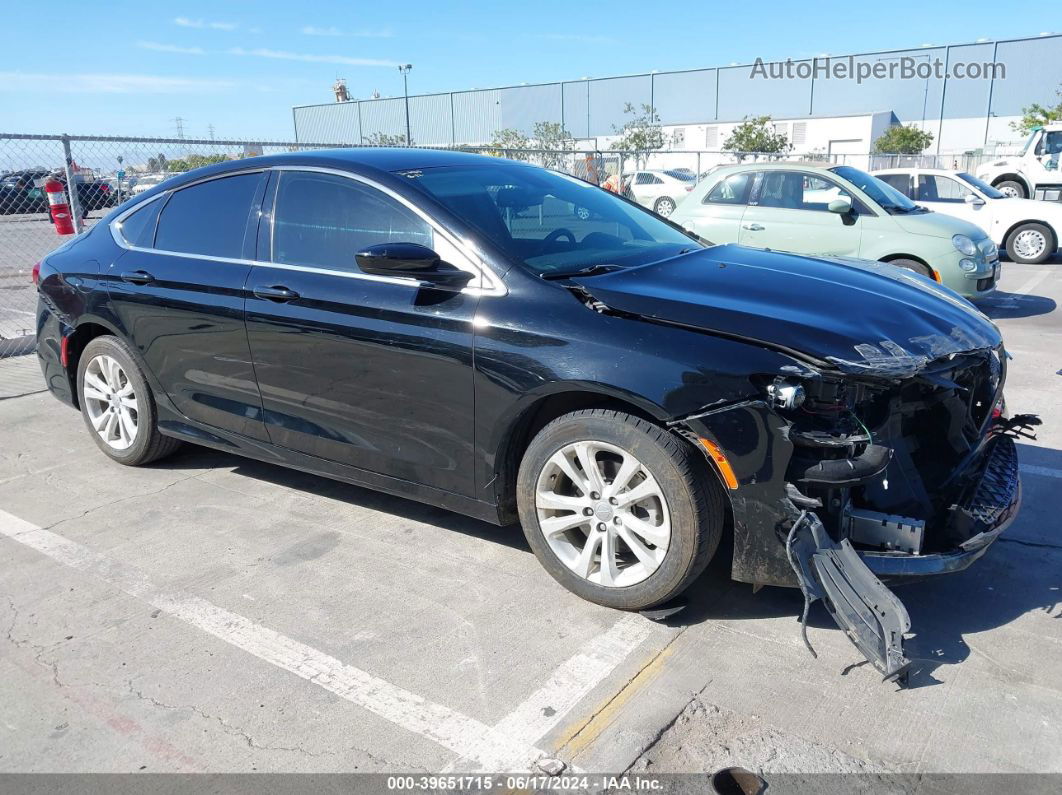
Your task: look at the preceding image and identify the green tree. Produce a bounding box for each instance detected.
[610,104,671,168]
[722,116,791,155]
[362,132,407,146]
[872,125,935,154]
[1010,84,1062,135]
[489,128,532,160]
[531,121,574,169]
[165,153,229,172]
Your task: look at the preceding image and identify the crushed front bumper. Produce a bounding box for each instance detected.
[786,434,1021,683]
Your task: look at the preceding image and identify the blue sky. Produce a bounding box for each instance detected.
[1,0,1053,140]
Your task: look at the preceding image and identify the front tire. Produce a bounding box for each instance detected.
[76,336,182,466]
[884,257,933,278]
[1006,222,1054,264]
[517,409,724,610]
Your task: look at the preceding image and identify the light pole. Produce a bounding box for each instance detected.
[398,64,413,146]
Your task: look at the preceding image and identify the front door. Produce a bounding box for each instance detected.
[243,168,479,496]
[106,170,270,441]
[738,170,862,257]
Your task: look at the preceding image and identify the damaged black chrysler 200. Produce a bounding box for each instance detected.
[36,150,1036,680]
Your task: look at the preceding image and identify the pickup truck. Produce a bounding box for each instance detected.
[977,123,1062,201]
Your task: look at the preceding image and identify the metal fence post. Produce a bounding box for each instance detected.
[60,135,84,234]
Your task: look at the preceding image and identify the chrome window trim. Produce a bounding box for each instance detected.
[108,165,507,297]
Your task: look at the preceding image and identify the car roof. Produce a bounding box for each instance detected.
[709,161,841,175]
[873,167,964,175]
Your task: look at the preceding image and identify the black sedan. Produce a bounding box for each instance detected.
[34,149,1030,681]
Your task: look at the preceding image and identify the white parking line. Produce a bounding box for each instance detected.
[0,508,654,771]
[1009,270,1052,298]
[1021,463,1062,480]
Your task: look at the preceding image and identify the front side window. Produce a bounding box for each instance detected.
[154,173,262,259]
[957,172,1005,199]
[755,172,854,212]
[704,172,752,205]
[916,175,972,203]
[271,171,433,273]
[403,164,697,277]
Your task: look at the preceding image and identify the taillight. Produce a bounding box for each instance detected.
[99,183,110,192]
[31,261,41,285]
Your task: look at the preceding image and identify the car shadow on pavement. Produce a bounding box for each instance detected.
[978,291,1056,320]
[155,441,1061,688]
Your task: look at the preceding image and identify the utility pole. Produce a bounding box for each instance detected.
[398,64,413,146]
[207,124,215,141]
[172,117,185,139]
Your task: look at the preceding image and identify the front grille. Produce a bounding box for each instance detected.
[955,435,1019,536]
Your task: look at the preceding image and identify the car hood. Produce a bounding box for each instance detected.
[573,244,1001,377]
[890,210,987,240]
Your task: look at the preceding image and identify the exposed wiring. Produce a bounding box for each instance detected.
[849,410,873,443]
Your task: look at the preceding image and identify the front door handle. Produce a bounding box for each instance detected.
[120,270,155,284]
[742,223,765,231]
[253,285,300,303]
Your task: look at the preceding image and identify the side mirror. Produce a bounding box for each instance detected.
[964,193,986,206]
[828,196,854,215]
[355,242,474,289]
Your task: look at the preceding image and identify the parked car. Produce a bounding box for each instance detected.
[670,163,1000,300]
[976,122,1062,200]
[622,169,695,217]
[874,167,1061,264]
[0,169,115,215]
[35,149,1030,680]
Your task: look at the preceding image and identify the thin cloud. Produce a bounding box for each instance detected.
[174,17,237,31]
[301,25,393,38]
[136,41,206,55]
[228,47,397,67]
[0,71,237,94]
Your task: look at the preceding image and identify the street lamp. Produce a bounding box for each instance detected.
[398,64,413,146]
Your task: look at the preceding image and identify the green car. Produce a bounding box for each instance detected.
[670,163,999,300]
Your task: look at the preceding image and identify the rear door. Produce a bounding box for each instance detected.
[106,170,270,440]
[243,168,480,496]
[738,170,863,257]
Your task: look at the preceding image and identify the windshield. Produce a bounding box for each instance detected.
[957,172,1006,199]
[402,163,699,277]
[829,165,920,213]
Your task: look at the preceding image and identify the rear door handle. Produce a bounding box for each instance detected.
[120,270,155,284]
[253,285,300,303]
[742,223,765,231]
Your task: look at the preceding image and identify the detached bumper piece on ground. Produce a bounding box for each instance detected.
[787,427,1030,685]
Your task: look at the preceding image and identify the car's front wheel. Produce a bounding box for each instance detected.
[1006,222,1054,264]
[76,335,182,466]
[517,409,724,610]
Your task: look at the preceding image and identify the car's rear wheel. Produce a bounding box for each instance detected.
[654,197,676,217]
[995,180,1027,199]
[76,336,182,466]
[884,258,933,278]
[1006,222,1054,264]
[517,409,724,610]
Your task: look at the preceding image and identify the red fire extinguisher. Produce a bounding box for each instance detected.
[44,177,76,236]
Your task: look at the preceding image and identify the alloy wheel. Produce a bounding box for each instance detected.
[82,354,139,451]
[656,198,676,217]
[1013,229,1047,261]
[534,440,671,587]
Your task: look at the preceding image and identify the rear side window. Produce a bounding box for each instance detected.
[704,173,752,205]
[877,174,912,198]
[115,198,162,248]
[271,171,433,273]
[155,173,261,259]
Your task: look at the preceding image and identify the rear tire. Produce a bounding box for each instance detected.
[76,335,182,466]
[517,409,724,610]
[884,258,933,278]
[995,180,1027,199]
[1006,222,1054,264]
[654,196,677,218]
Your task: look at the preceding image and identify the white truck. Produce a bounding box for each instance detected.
[977,123,1062,201]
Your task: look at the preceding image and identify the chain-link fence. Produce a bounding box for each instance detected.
[0,133,347,359]
[0,133,1004,359]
